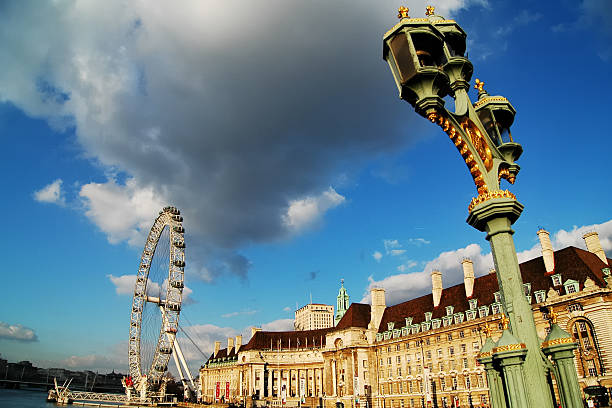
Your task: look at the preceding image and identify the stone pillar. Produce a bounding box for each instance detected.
[332,360,338,396]
[259,367,265,399]
[268,368,273,398]
[542,325,583,408]
[240,370,244,396]
[467,199,554,408]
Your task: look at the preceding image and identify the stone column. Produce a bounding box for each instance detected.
[268,368,273,398]
[494,347,529,408]
[240,370,244,396]
[332,360,338,396]
[468,199,553,408]
[542,325,583,408]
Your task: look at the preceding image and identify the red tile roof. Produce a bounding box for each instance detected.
[335,303,371,330]
[377,246,609,333]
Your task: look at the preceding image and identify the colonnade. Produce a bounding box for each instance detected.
[243,365,325,399]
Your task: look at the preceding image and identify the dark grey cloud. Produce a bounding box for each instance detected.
[0,0,474,280]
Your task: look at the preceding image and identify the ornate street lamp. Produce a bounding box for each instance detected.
[382,6,582,408]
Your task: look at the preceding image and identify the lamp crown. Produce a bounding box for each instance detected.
[501,314,509,330]
[425,6,435,16]
[398,6,410,19]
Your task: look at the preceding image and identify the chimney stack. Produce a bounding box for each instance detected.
[462,259,475,298]
[537,229,555,274]
[214,341,221,357]
[431,270,442,307]
[251,327,262,338]
[583,231,608,265]
[228,337,234,354]
[369,288,386,331]
[235,335,243,352]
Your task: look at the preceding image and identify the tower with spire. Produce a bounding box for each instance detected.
[335,279,350,325]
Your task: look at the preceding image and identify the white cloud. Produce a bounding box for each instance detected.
[397,260,417,272]
[260,318,294,332]
[372,251,383,262]
[383,239,401,252]
[409,238,431,246]
[390,249,406,256]
[283,306,292,312]
[0,321,38,342]
[362,243,493,306]
[283,187,345,232]
[33,179,65,205]
[79,178,166,246]
[107,274,194,304]
[221,309,257,318]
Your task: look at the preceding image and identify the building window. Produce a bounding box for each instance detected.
[473,342,480,352]
[463,358,468,369]
[494,292,501,303]
[363,360,368,368]
[440,377,446,390]
[388,369,392,378]
[409,381,413,393]
[551,273,562,286]
[564,279,579,294]
[469,299,478,310]
[461,344,466,353]
[447,333,453,341]
[459,330,465,338]
[405,317,413,326]
[437,348,443,357]
[425,312,432,321]
[523,283,531,296]
[398,368,402,377]
[396,344,401,351]
[432,319,441,329]
[380,358,384,365]
[568,303,583,312]
[449,347,454,356]
[466,310,476,321]
[405,342,410,350]
[426,351,431,360]
[491,303,502,315]
[466,376,471,389]
[570,318,603,378]
[397,356,402,364]
[426,338,430,345]
[388,357,392,365]
[445,306,454,316]
[478,306,489,318]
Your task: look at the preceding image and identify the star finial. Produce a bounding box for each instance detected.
[425,6,435,16]
[500,314,509,330]
[474,78,485,92]
[398,6,410,19]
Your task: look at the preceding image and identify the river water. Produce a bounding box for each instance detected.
[0,388,57,408]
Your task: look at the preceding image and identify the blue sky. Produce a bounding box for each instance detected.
[1,0,611,374]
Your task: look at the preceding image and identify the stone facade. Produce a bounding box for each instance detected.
[200,230,612,408]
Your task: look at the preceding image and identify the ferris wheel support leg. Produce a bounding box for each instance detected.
[174,339,198,394]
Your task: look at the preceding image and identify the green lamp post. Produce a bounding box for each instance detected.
[382,6,581,408]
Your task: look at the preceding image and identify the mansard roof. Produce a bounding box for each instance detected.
[335,303,371,330]
[240,327,331,352]
[377,246,610,333]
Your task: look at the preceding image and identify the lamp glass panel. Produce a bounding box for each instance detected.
[411,32,446,67]
[477,109,501,146]
[390,34,416,83]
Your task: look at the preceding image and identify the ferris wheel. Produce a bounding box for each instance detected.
[127,206,194,396]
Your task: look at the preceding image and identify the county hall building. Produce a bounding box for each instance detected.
[199,230,612,408]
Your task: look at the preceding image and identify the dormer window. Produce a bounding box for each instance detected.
[454,313,464,324]
[425,312,432,322]
[446,305,454,316]
[442,316,452,327]
[478,305,489,318]
[551,274,562,287]
[388,322,395,331]
[525,294,532,304]
[421,321,431,332]
[468,299,478,310]
[393,329,401,338]
[491,303,502,315]
[564,279,579,294]
[493,292,502,303]
[466,310,477,321]
[431,319,441,329]
[376,334,383,342]
[534,290,546,303]
[411,325,420,334]
[405,317,413,327]
[523,283,531,296]
[402,327,408,337]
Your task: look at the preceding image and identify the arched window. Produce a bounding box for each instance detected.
[569,318,604,377]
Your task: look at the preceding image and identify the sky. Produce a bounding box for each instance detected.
[1,0,612,376]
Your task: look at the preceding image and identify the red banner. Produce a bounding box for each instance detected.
[216,382,220,400]
[225,382,230,399]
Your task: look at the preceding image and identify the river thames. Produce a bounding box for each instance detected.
[0,388,60,408]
